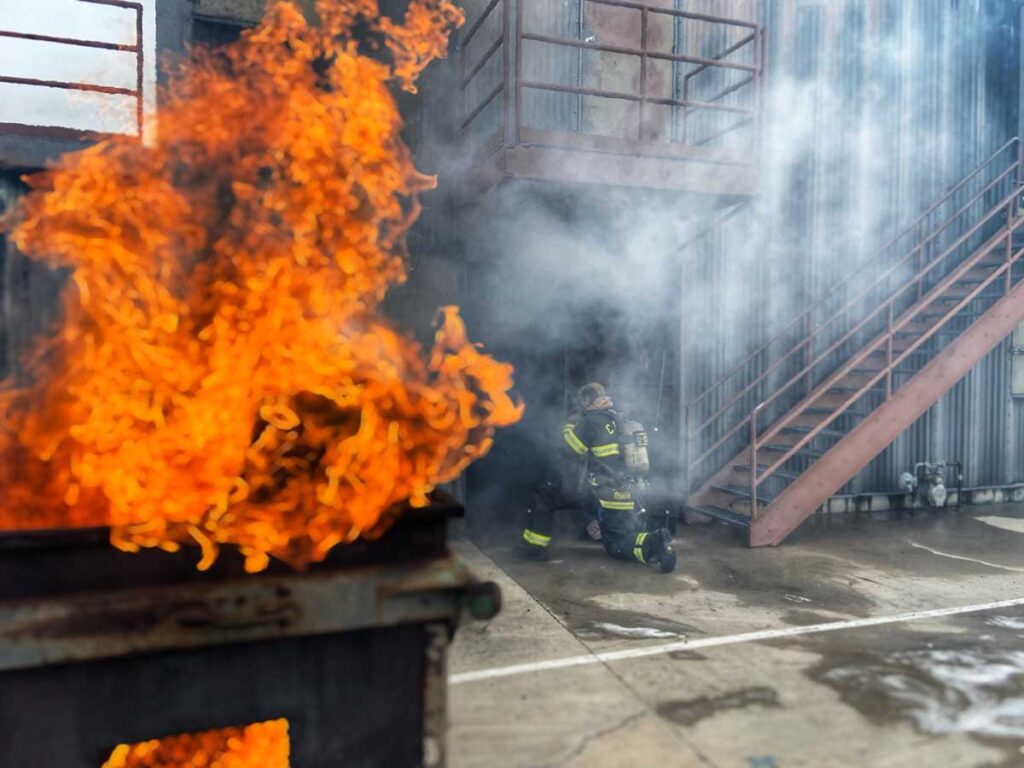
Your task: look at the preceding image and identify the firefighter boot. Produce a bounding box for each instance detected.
[517,526,551,560]
[643,528,677,574]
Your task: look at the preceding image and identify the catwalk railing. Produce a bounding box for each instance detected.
[457,0,764,166]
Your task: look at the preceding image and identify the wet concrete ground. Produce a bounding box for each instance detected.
[448,505,1024,767]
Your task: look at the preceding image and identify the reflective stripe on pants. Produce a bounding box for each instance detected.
[632,531,648,562]
[522,529,551,547]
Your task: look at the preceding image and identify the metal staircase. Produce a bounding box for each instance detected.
[683,138,1024,545]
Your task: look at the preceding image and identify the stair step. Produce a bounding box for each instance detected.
[758,430,805,448]
[827,384,885,396]
[867,346,928,360]
[970,259,1009,271]
[734,464,800,482]
[957,262,1001,279]
[763,443,826,460]
[893,320,936,336]
[917,305,978,319]
[851,366,915,378]
[754,444,790,459]
[851,359,886,372]
[780,425,847,440]
[836,371,886,389]
[696,505,752,528]
[810,389,881,409]
[923,285,1000,310]
[711,484,776,505]
[932,288,980,303]
[955,274,994,287]
[788,409,834,428]
[804,406,870,419]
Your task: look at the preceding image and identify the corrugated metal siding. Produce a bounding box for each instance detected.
[683,0,1023,493]
[0,173,64,384]
[457,0,506,151]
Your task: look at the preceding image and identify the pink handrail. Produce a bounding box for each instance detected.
[749,187,1024,508]
[686,137,1022,476]
[755,172,1022,446]
[685,137,1021,421]
[689,155,1021,471]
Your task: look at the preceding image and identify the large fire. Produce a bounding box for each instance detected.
[0,0,520,571]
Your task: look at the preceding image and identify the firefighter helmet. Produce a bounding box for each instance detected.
[578,382,606,409]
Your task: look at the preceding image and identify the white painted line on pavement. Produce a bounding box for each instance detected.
[449,596,1024,685]
[909,541,1024,573]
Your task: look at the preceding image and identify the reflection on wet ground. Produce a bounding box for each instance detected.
[469,503,1024,764]
[817,647,1024,739]
[988,615,1024,631]
[576,622,681,641]
[657,687,780,727]
[806,613,1024,762]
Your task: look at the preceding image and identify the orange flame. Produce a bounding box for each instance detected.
[102,719,289,768]
[0,0,521,571]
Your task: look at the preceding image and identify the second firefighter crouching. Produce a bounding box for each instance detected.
[520,383,676,574]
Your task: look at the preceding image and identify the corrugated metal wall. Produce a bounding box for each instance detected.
[683,0,1023,493]
[0,173,64,384]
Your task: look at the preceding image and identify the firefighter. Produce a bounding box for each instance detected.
[519,405,596,559]
[519,383,677,573]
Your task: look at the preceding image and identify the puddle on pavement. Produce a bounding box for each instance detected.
[570,607,697,641]
[667,649,708,661]
[988,615,1024,632]
[685,549,876,617]
[580,622,680,640]
[813,645,1024,741]
[657,687,780,726]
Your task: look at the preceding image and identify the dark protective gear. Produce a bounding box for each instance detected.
[520,394,676,572]
[646,528,677,573]
[519,411,590,558]
[519,475,575,558]
[564,407,625,473]
[600,516,676,572]
[516,531,551,560]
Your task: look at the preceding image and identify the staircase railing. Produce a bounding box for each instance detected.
[684,137,1023,488]
[747,152,1024,517]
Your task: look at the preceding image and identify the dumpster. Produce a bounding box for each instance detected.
[0,495,498,767]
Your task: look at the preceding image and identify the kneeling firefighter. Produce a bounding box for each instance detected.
[520,383,677,573]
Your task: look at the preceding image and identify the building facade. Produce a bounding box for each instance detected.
[410,0,1024,526]
[3,0,1024,532]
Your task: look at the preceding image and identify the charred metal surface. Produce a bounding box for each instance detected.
[0,623,433,768]
[422,622,450,768]
[0,497,458,601]
[0,498,493,767]
[0,551,480,671]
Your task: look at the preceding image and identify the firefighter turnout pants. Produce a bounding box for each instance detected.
[521,479,582,553]
[595,487,652,565]
[522,482,653,565]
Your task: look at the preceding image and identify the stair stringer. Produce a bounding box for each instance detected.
[749,276,1024,547]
